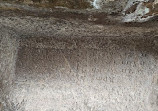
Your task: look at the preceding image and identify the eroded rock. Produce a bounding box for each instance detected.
[0,0,158,111]
[123,0,158,22]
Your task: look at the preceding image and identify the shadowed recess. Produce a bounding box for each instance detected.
[11,37,158,111]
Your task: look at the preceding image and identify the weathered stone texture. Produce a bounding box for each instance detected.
[0,0,127,13]
[0,9,158,111]
[10,37,158,111]
[123,0,158,22]
[0,26,19,110]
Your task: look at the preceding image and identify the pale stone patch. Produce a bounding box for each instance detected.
[122,0,158,22]
[91,0,117,9]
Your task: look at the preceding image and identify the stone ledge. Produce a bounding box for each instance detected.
[0,9,158,38]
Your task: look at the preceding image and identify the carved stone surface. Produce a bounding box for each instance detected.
[0,9,158,111]
[9,37,158,111]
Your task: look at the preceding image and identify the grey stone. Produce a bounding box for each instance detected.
[0,8,158,111]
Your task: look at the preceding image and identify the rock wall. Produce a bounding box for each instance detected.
[0,0,93,9]
[0,26,19,110]
[0,0,127,12]
[123,0,158,22]
[11,36,158,111]
[0,5,158,111]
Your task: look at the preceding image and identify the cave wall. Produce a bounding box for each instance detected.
[10,36,158,111]
[0,26,19,110]
[0,0,158,110]
[0,0,127,11]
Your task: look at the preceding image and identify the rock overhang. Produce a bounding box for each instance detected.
[1,0,158,22]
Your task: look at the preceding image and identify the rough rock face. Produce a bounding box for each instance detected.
[0,0,93,9]
[123,0,158,22]
[0,26,19,111]
[92,0,127,13]
[0,0,127,12]
[0,8,158,110]
[13,36,158,111]
[93,0,127,8]
[0,0,158,111]
[1,0,158,22]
